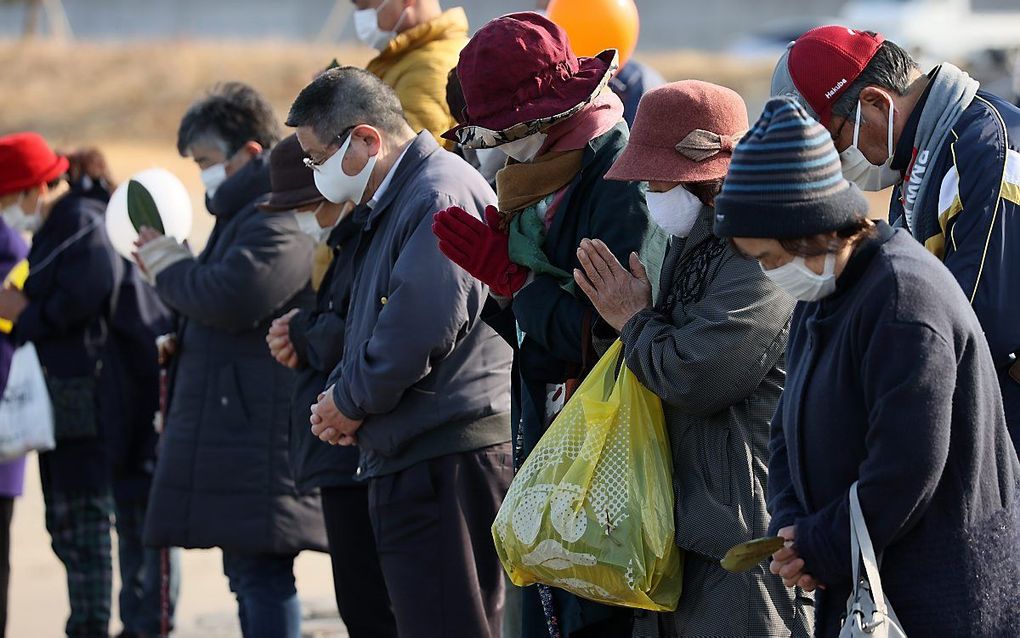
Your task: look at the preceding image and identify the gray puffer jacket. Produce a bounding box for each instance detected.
[143,156,327,555]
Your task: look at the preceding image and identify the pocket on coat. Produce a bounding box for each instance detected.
[699,426,732,506]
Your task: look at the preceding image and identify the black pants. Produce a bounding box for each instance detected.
[368,443,514,638]
[320,485,397,638]
[0,497,11,638]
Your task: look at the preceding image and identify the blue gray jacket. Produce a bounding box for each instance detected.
[328,132,513,478]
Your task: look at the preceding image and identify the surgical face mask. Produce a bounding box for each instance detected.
[354,0,407,51]
[200,163,228,199]
[760,253,837,302]
[293,204,333,242]
[645,185,703,237]
[2,194,43,234]
[500,132,548,164]
[839,95,900,191]
[312,135,378,206]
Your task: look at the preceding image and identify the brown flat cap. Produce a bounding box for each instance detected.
[259,134,323,212]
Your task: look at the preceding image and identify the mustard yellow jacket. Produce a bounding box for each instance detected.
[366,8,468,148]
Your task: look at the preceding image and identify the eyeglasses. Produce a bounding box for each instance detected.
[302,125,358,170]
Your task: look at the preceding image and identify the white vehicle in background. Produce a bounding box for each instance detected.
[841,0,1020,65]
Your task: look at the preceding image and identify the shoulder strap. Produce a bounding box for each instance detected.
[849,482,890,615]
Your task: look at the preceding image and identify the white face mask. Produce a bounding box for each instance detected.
[293,203,333,242]
[645,185,703,237]
[312,135,378,206]
[839,95,900,191]
[760,253,837,302]
[2,194,43,234]
[200,163,228,199]
[500,132,549,164]
[354,0,407,51]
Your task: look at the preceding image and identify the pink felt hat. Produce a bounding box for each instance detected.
[606,80,749,184]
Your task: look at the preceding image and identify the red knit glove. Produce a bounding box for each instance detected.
[432,206,528,297]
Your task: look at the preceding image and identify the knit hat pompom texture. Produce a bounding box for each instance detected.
[713,97,868,239]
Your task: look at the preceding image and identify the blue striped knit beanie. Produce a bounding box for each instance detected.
[713,96,868,238]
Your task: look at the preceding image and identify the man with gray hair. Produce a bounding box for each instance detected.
[773,26,1020,451]
[288,67,514,638]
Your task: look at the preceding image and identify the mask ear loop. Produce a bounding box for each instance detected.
[885,93,895,161]
[823,252,837,276]
[852,100,863,148]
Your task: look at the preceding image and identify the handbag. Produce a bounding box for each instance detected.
[0,343,56,461]
[839,482,907,637]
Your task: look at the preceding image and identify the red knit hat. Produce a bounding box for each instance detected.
[606,80,748,184]
[0,132,70,197]
[786,26,885,126]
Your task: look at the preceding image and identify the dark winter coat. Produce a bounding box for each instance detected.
[15,193,123,492]
[483,122,653,638]
[768,222,1020,637]
[889,82,1020,449]
[287,217,362,490]
[326,132,513,479]
[599,207,810,636]
[143,156,327,554]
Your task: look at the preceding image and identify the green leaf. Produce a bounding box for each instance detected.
[127,179,165,234]
[720,536,786,573]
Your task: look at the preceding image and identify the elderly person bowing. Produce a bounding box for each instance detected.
[575,81,812,637]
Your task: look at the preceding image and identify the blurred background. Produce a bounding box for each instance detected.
[2,0,1019,636]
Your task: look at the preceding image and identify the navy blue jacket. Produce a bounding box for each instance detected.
[889,87,1020,448]
[768,223,1020,637]
[144,157,326,554]
[16,193,123,492]
[483,123,653,638]
[287,217,361,490]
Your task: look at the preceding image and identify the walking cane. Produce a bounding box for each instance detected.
[158,365,170,638]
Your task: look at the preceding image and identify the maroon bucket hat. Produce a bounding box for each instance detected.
[443,12,617,149]
[259,134,324,212]
[606,80,749,184]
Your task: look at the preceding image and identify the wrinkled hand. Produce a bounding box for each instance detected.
[573,239,651,332]
[267,308,300,369]
[0,288,28,323]
[432,206,528,297]
[310,385,363,446]
[770,526,822,592]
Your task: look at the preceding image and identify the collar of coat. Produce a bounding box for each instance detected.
[358,131,440,231]
[367,8,469,74]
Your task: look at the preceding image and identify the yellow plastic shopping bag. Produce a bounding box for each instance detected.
[492,340,682,611]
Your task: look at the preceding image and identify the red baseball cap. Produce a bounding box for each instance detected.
[0,132,70,197]
[786,25,885,126]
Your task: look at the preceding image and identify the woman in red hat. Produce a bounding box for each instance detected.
[0,131,123,638]
[574,82,813,637]
[433,12,655,638]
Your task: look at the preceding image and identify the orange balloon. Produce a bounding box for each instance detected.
[547,0,640,68]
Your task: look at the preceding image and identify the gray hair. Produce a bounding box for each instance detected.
[285,67,412,145]
[831,39,919,120]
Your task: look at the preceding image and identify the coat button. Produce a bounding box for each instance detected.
[666,294,675,305]
[221,396,229,407]
[380,296,388,305]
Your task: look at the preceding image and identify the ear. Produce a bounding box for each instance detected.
[240,140,264,157]
[858,86,892,120]
[352,125,383,156]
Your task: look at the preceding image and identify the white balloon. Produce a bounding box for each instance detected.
[105,168,193,259]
